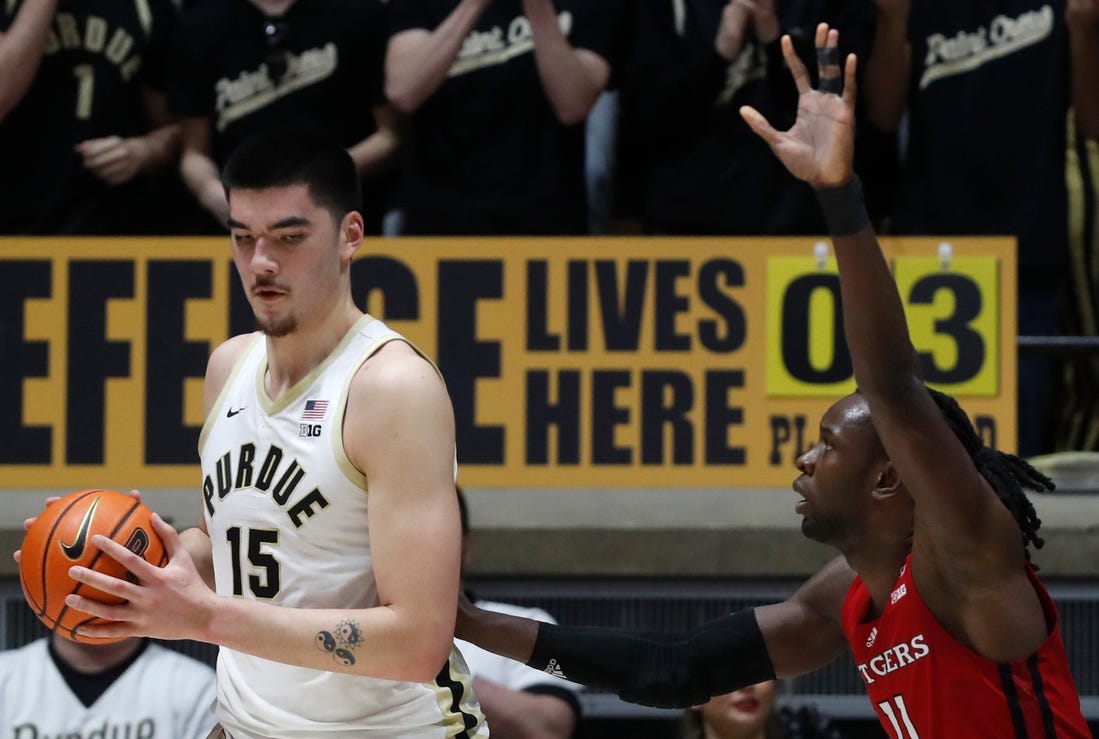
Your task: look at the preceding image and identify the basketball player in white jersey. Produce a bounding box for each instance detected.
[0,634,215,738]
[39,127,489,737]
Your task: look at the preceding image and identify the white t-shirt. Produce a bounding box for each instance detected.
[0,639,216,739]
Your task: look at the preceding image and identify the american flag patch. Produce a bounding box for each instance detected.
[302,399,329,420]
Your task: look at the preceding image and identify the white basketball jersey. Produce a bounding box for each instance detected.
[198,314,487,737]
[0,639,216,739]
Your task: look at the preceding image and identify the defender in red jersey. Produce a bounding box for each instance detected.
[450,23,1090,738]
[844,558,1085,737]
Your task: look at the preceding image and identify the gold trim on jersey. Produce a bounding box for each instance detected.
[198,333,264,454]
[330,334,402,491]
[429,647,488,737]
[254,314,376,417]
[330,326,453,491]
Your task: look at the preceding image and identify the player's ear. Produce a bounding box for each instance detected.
[339,211,364,262]
[871,460,901,500]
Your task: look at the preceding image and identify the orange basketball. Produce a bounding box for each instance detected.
[19,489,168,644]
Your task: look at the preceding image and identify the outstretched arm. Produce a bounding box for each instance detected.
[741,25,1045,660]
[455,556,851,708]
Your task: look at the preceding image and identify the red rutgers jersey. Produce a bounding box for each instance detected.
[842,555,1089,738]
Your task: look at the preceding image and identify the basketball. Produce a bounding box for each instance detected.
[18,489,168,644]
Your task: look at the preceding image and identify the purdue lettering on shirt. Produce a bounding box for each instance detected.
[450,11,573,77]
[43,12,148,81]
[202,442,330,528]
[215,43,338,130]
[920,5,1054,89]
[12,718,155,739]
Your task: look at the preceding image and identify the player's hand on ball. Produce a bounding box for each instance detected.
[64,512,218,642]
[13,496,60,567]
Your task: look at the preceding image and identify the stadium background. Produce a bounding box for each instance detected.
[2,236,1096,736]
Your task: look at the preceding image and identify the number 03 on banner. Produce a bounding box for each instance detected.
[766,251,1000,397]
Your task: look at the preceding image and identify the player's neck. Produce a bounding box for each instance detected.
[264,303,364,398]
[844,540,911,617]
[52,636,144,674]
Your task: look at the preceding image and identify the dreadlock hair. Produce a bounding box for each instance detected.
[924,386,1052,558]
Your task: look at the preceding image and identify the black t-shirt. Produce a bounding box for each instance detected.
[0,0,177,234]
[895,0,1069,270]
[170,0,389,223]
[622,0,874,235]
[389,0,626,235]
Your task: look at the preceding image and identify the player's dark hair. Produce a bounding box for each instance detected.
[221,126,361,223]
[925,386,1051,555]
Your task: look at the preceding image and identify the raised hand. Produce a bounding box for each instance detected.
[739,24,857,188]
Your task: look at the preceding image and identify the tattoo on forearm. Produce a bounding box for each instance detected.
[315,619,363,666]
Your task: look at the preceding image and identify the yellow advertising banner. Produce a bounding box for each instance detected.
[0,236,1015,489]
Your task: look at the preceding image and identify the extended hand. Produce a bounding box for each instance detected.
[739,23,857,188]
[63,513,218,642]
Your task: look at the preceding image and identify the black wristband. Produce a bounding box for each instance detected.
[527,609,775,709]
[815,175,871,236]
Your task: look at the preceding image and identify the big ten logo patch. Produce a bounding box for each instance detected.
[299,424,322,438]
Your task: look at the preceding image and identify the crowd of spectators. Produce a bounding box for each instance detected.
[2,0,1098,455]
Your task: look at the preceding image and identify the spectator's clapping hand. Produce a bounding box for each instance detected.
[739,24,856,188]
[76,136,148,185]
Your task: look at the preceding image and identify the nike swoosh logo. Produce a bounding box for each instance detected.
[60,497,101,560]
[227,406,246,418]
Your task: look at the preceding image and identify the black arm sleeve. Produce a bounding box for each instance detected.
[525,608,775,709]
